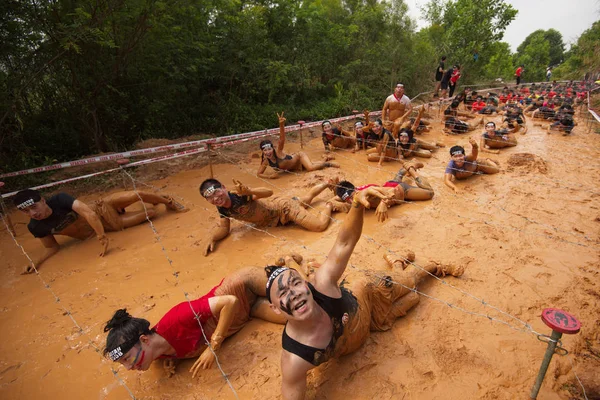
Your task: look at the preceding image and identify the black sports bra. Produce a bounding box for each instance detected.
[267,153,293,169]
[281,282,356,366]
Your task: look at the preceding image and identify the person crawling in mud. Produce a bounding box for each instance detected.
[200,178,344,256]
[444,139,500,193]
[103,266,287,377]
[480,121,517,154]
[321,120,357,153]
[265,188,464,400]
[13,189,187,274]
[257,113,339,179]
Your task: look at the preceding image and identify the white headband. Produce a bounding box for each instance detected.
[261,143,273,150]
[202,186,217,198]
[16,198,35,210]
[451,150,464,156]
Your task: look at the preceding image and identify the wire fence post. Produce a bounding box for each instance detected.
[0,182,15,235]
[208,144,214,178]
[298,121,305,149]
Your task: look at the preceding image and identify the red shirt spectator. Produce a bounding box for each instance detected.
[471,101,486,112]
[515,67,523,77]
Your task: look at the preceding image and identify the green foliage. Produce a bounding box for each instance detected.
[553,20,600,80]
[516,29,564,67]
[514,31,550,82]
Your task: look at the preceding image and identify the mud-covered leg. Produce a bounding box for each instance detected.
[288,203,333,232]
[297,152,340,171]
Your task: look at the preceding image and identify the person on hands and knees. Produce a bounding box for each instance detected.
[443,139,499,194]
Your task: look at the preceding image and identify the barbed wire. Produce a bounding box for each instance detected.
[0,213,138,400]
[118,168,240,399]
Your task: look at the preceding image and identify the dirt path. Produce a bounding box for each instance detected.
[0,108,598,399]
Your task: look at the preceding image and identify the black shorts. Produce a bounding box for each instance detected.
[440,80,449,90]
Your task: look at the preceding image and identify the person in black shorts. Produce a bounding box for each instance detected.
[199,178,337,256]
[13,189,187,274]
[439,65,457,99]
[434,56,446,97]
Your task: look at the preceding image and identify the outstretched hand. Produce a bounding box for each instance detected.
[277,112,286,125]
[190,346,216,378]
[468,137,478,147]
[98,234,109,257]
[202,239,216,256]
[231,179,252,196]
[375,201,389,223]
[355,186,391,209]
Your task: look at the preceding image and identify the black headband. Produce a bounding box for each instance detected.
[266,267,292,303]
[106,337,139,362]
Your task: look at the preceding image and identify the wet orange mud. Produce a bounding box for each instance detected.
[1,109,599,400]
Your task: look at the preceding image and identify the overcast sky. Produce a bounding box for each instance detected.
[405,0,600,52]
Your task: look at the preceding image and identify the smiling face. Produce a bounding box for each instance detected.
[269,269,315,321]
[485,123,496,135]
[399,133,409,144]
[372,121,383,135]
[451,152,465,167]
[203,186,230,208]
[322,122,332,134]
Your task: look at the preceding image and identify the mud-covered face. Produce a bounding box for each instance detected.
[204,187,229,207]
[399,133,409,144]
[322,122,332,134]
[269,270,314,321]
[373,122,383,135]
[262,146,274,158]
[19,199,51,220]
[485,123,496,134]
[451,152,465,166]
[394,84,404,97]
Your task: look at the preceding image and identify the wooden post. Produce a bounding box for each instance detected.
[298,121,305,149]
[208,144,214,178]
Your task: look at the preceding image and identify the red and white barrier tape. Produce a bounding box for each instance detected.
[0,113,378,179]
[1,147,207,198]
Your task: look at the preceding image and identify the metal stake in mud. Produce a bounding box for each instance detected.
[298,120,305,149]
[530,308,581,399]
[207,144,214,178]
[0,182,15,235]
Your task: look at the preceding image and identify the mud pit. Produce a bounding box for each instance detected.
[1,107,599,400]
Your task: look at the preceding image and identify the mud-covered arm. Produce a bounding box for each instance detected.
[190,295,240,376]
[203,217,231,256]
[378,134,390,166]
[72,200,108,256]
[467,137,478,162]
[23,235,60,273]
[444,173,458,192]
[281,352,312,400]
[316,188,389,286]
[257,159,280,179]
[277,113,287,154]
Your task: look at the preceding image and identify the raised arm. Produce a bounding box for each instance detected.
[203,217,231,256]
[410,107,424,132]
[190,295,240,377]
[382,98,391,121]
[467,137,479,162]
[315,188,389,287]
[378,134,390,167]
[72,200,108,256]
[231,179,273,200]
[277,112,287,154]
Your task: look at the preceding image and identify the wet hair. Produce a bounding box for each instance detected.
[13,189,42,208]
[259,139,277,163]
[450,145,465,156]
[335,180,355,201]
[103,309,153,359]
[199,178,223,197]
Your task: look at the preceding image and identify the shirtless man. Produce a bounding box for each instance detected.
[13,189,187,273]
[443,139,500,193]
[200,179,336,256]
[265,188,464,399]
[382,83,413,138]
